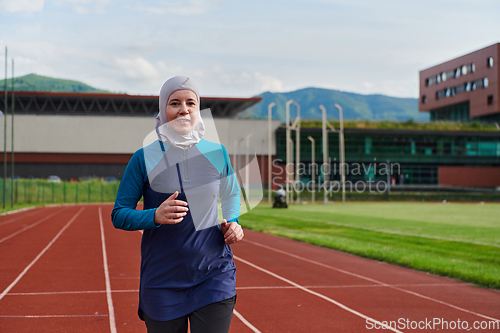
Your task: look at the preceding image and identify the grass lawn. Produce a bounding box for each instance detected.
[239,202,500,289]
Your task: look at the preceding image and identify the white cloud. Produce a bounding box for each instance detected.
[55,0,111,14]
[344,79,418,98]
[74,5,88,14]
[0,0,44,13]
[253,72,284,92]
[190,64,284,97]
[133,0,220,16]
[115,56,160,79]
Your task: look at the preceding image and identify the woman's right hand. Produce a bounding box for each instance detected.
[154,191,189,224]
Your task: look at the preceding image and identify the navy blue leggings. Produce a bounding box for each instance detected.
[143,295,236,333]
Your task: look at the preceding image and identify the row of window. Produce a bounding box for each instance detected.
[426,63,475,86]
[424,57,494,87]
[276,135,500,158]
[422,77,489,102]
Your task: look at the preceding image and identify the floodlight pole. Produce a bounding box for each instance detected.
[267,102,275,203]
[245,133,253,200]
[308,136,315,204]
[287,137,294,204]
[320,105,328,204]
[319,105,337,204]
[10,59,14,207]
[3,47,7,209]
[285,101,291,204]
[287,100,301,203]
[335,103,345,204]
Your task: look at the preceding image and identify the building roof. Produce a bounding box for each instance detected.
[0,91,262,118]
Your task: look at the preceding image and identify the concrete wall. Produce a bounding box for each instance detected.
[0,114,281,179]
[0,115,281,155]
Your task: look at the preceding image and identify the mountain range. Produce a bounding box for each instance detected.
[1,74,426,122]
[240,88,426,122]
[0,73,110,94]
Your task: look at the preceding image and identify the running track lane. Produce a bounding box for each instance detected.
[232,231,500,332]
[1,205,500,332]
[1,206,111,332]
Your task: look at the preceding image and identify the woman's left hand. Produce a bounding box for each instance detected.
[220,219,244,244]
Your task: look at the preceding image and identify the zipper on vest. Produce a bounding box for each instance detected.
[176,163,184,193]
[182,149,188,181]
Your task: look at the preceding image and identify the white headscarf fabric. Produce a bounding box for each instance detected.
[156,76,205,149]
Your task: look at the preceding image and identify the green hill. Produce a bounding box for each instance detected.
[0,73,111,93]
[239,87,427,122]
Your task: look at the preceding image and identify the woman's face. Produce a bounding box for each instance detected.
[165,90,199,134]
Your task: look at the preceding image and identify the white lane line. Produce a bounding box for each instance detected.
[4,283,464,296]
[0,208,67,244]
[0,314,109,318]
[6,290,139,296]
[233,255,403,333]
[0,208,40,226]
[233,309,262,333]
[99,207,117,333]
[236,283,467,290]
[243,239,500,322]
[111,277,140,279]
[0,207,84,301]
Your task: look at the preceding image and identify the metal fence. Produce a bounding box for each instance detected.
[1,179,498,209]
[0,179,120,207]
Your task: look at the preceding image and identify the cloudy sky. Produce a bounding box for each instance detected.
[0,0,499,98]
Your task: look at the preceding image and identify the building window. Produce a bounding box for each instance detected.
[487,95,493,105]
[427,63,477,87]
[465,82,471,92]
[445,88,451,97]
[487,56,494,68]
[472,82,477,90]
[421,95,427,104]
[483,77,489,88]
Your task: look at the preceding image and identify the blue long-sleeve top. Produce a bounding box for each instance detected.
[111,139,241,321]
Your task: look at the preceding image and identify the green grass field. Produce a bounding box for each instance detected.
[239,202,500,289]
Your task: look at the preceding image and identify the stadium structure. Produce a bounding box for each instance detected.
[0,91,280,184]
[0,89,498,190]
[1,42,499,191]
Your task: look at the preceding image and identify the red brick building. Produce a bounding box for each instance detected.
[419,43,500,123]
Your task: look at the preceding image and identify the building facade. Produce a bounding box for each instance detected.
[419,43,500,123]
[274,127,500,188]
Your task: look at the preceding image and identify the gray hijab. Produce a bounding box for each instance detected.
[156,76,205,148]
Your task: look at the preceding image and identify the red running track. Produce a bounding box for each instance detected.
[1,204,499,332]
